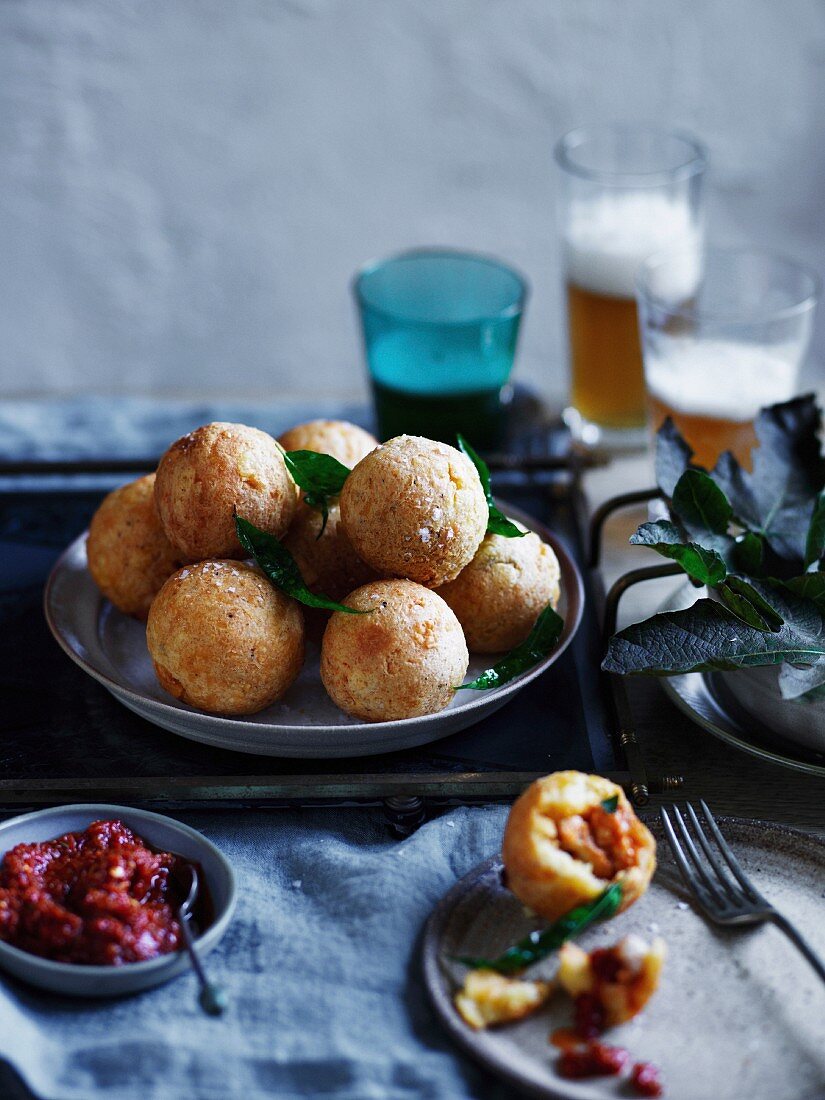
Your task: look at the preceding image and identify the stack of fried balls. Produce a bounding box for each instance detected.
[86,420,561,722]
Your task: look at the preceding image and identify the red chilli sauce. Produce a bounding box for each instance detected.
[0,819,191,965]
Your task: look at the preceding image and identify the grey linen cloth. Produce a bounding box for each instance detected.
[0,806,520,1100]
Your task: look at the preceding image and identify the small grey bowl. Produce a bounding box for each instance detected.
[0,804,236,997]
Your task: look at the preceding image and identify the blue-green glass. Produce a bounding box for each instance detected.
[354,249,528,448]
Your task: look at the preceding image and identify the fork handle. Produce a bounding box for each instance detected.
[770,912,825,985]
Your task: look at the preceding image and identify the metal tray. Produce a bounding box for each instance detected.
[0,467,625,817]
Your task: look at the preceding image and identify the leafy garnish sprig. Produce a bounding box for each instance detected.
[603,395,825,699]
[458,603,564,690]
[282,450,351,537]
[457,434,526,538]
[458,882,622,974]
[235,515,367,614]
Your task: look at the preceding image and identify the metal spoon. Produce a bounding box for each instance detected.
[178,863,228,1016]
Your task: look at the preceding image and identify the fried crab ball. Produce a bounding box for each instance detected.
[277,418,378,469]
[86,474,183,620]
[501,772,656,923]
[154,422,297,562]
[435,526,562,652]
[339,436,487,587]
[146,561,304,716]
[320,579,469,722]
[558,934,666,1028]
[455,970,554,1030]
[282,503,376,603]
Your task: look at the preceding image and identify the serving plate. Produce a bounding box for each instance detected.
[423,817,825,1100]
[44,502,584,759]
[0,804,236,997]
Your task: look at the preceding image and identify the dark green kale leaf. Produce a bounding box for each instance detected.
[655,416,696,496]
[711,394,825,564]
[629,520,727,587]
[602,593,825,677]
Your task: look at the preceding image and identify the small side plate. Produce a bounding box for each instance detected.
[0,804,236,997]
[422,818,825,1100]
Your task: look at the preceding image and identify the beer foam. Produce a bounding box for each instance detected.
[646,338,799,421]
[564,192,700,299]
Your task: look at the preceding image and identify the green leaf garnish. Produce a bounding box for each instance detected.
[234,515,367,614]
[606,396,825,701]
[282,450,351,537]
[630,520,727,587]
[456,434,525,539]
[600,795,619,813]
[671,468,733,537]
[457,603,563,690]
[458,883,623,974]
[805,490,825,569]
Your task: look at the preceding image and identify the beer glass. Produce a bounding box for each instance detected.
[637,246,820,469]
[555,125,707,446]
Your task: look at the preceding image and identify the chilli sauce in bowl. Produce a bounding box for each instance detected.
[0,805,235,996]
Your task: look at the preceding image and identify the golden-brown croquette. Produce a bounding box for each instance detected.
[146,561,304,716]
[86,474,183,620]
[154,422,297,561]
[339,436,487,587]
[277,419,378,468]
[501,771,656,923]
[435,527,561,652]
[320,579,469,721]
[282,503,377,603]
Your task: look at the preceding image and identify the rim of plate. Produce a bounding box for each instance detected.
[0,803,237,978]
[421,817,825,1100]
[43,500,585,736]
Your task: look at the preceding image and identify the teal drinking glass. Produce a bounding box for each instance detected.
[353,248,528,448]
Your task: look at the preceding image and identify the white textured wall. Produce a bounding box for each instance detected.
[1,0,824,404]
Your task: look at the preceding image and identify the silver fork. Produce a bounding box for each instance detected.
[660,801,825,984]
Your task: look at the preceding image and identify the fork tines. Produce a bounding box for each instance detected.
[660,801,766,918]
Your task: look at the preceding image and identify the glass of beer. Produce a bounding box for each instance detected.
[637,246,820,469]
[555,125,707,447]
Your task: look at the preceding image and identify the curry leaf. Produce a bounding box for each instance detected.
[630,520,727,586]
[458,883,623,975]
[456,434,525,538]
[283,450,351,537]
[235,515,367,614]
[457,603,564,690]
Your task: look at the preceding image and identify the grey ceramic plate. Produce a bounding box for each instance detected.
[0,804,236,997]
[657,582,825,778]
[423,818,825,1100]
[44,502,584,759]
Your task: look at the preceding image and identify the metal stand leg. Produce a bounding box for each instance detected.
[383,796,426,837]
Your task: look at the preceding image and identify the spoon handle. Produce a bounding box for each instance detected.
[179,915,228,1016]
